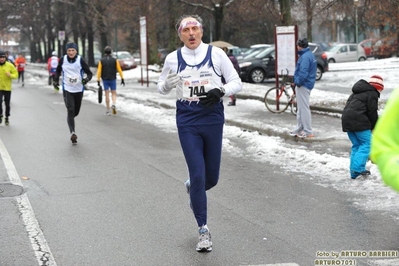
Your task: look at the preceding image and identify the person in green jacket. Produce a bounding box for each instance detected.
[0,50,18,125]
[370,88,399,191]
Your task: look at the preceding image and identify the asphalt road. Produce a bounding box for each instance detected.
[1,72,399,266]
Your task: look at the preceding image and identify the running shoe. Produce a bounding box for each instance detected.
[112,105,117,115]
[351,170,371,179]
[288,131,299,137]
[297,132,314,138]
[70,133,78,144]
[361,170,371,176]
[105,111,111,116]
[196,226,212,252]
[5,117,9,126]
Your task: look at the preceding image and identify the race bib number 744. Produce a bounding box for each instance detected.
[180,69,211,99]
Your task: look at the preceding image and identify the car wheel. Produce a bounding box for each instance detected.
[358,57,366,61]
[316,66,322,81]
[328,58,335,63]
[249,68,265,83]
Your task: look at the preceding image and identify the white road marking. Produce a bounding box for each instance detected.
[0,138,57,266]
[240,263,299,266]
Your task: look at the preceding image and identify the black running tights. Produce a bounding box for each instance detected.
[63,90,84,133]
[0,90,11,117]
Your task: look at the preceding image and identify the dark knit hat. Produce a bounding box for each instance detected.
[369,75,384,92]
[297,38,309,48]
[0,50,5,57]
[66,42,78,51]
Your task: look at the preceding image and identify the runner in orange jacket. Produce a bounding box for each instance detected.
[14,53,26,87]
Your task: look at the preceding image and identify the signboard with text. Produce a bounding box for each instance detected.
[58,31,65,41]
[275,25,297,79]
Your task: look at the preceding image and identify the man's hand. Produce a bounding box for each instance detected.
[199,88,224,108]
[291,83,296,90]
[121,79,125,86]
[82,78,89,85]
[164,72,180,91]
[53,81,60,91]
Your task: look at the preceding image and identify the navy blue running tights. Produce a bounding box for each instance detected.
[178,123,223,227]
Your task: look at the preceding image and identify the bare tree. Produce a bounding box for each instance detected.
[3,0,399,65]
[279,0,292,26]
[292,0,344,42]
[178,0,237,41]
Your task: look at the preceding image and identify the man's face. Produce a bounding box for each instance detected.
[178,17,203,50]
[67,48,77,58]
[0,55,6,63]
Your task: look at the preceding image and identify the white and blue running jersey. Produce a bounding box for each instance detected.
[157,42,243,127]
[61,55,85,93]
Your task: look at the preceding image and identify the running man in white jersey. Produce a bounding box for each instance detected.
[157,14,242,252]
[54,42,93,144]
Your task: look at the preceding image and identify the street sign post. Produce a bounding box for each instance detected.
[140,17,148,86]
[58,31,65,47]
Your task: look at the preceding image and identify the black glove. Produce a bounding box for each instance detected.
[82,78,89,85]
[97,81,101,87]
[199,88,224,108]
[53,81,60,91]
[121,79,125,86]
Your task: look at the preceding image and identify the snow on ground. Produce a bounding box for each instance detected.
[30,57,399,220]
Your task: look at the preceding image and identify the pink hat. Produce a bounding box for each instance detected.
[369,75,384,92]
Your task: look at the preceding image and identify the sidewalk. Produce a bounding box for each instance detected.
[25,64,349,148]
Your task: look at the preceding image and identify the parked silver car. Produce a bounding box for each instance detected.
[236,44,272,60]
[325,43,367,63]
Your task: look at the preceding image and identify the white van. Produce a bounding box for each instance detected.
[324,43,367,63]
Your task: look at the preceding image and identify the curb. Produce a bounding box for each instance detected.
[236,94,343,114]
[25,67,343,115]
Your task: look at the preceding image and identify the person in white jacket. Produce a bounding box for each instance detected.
[157,14,242,252]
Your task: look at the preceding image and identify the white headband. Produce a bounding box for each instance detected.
[178,20,202,35]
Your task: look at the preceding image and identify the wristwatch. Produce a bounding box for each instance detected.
[218,87,226,96]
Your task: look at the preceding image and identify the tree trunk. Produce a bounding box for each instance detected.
[168,0,180,50]
[45,0,53,58]
[279,0,292,26]
[306,0,313,41]
[96,5,108,56]
[147,0,158,64]
[214,4,224,40]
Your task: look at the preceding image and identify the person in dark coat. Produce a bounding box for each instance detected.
[341,75,384,179]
